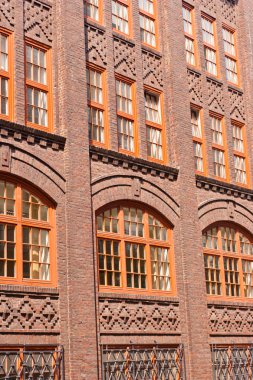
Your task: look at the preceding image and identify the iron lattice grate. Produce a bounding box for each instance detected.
[211,345,253,380]
[0,347,64,380]
[102,345,185,380]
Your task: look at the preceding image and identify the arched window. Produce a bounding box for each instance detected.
[0,178,56,286]
[203,224,253,299]
[96,203,174,294]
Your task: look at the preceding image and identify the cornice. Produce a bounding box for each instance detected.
[196,175,253,201]
[0,119,66,151]
[90,145,179,181]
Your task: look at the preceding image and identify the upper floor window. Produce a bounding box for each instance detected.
[84,0,100,22]
[116,77,136,153]
[26,41,52,131]
[145,89,164,161]
[222,27,238,85]
[0,178,56,287]
[182,4,196,66]
[139,0,157,48]
[96,204,174,294]
[0,29,12,120]
[87,65,106,146]
[201,16,218,76]
[211,114,227,180]
[112,0,130,35]
[191,107,205,173]
[232,122,247,185]
[203,224,253,299]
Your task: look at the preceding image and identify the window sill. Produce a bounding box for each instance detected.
[99,291,179,303]
[112,30,135,46]
[0,283,59,296]
[208,297,253,307]
[85,18,106,32]
[141,44,162,58]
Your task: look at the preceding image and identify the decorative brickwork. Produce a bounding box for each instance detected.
[114,38,136,79]
[0,294,59,332]
[99,297,180,334]
[187,69,203,105]
[221,0,236,25]
[207,78,225,114]
[200,0,217,14]
[24,0,52,45]
[229,87,246,122]
[0,0,14,29]
[208,304,253,335]
[142,50,163,89]
[85,25,107,67]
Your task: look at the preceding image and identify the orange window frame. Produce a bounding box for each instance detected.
[25,38,53,132]
[115,74,138,156]
[84,0,103,24]
[210,112,229,181]
[201,13,219,77]
[0,176,57,288]
[87,62,109,148]
[222,24,240,86]
[0,27,13,121]
[203,223,253,302]
[182,2,198,67]
[139,0,158,49]
[144,86,166,164]
[96,202,176,296]
[112,0,132,38]
[232,120,250,187]
[190,105,207,175]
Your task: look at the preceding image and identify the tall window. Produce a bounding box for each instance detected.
[0,30,12,119]
[112,0,130,35]
[84,0,100,22]
[116,78,135,153]
[203,224,253,299]
[232,122,247,185]
[96,204,173,294]
[139,0,157,48]
[211,115,227,179]
[201,15,218,76]
[182,5,196,66]
[145,90,163,161]
[191,108,204,172]
[26,41,52,130]
[0,179,55,286]
[223,27,238,84]
[87,65,106,145]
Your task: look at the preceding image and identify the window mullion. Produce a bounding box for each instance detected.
[16,185,22,283]
[119,208,126,290]
[217,228,226,297]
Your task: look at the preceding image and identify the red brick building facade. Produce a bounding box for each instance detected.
[0,0,252,379]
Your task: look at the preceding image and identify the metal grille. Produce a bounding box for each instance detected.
[0,347,64,380]
[211,345,253,380]
[102,345,185,380]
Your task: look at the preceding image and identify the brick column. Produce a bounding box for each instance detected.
[54,0,99,378]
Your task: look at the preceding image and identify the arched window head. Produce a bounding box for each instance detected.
[203,224,253,299]
[96,203,175,295]
[0,178,56,287]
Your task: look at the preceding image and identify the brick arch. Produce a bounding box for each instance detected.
[2,147,65,205]
[91,174,180,227]
[198,198,253,235]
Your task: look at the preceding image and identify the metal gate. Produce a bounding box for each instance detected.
[102,344,185,380]
[211,344,253,380]
[0,346,64,380]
